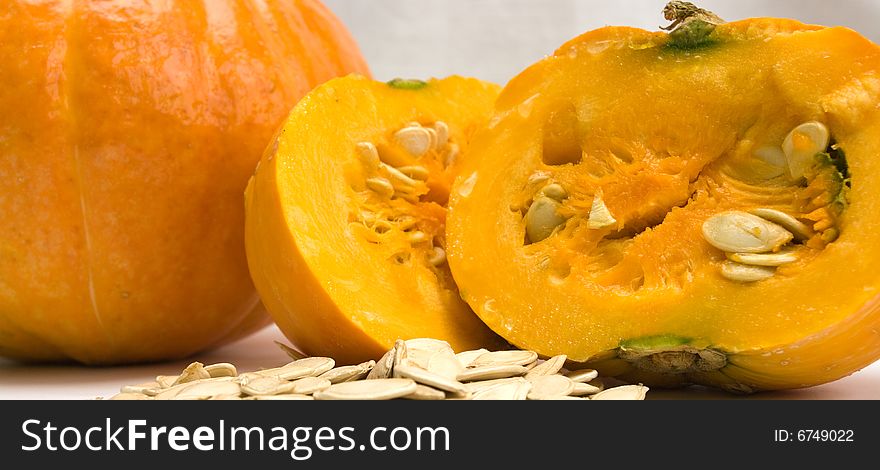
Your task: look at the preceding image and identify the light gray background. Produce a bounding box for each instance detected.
[325,0,880,84]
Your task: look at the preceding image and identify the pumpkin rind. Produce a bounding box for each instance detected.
[245,75,506,365]
[448,18,880,391]
[0,0,369,363]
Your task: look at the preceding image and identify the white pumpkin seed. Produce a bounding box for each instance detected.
[570,379,604,396]
[455,348,489,368]
[244,394,314,401]
[727,250,797,267]
[366,348,395,380]
[525,196,566,243]
[394,126,432,157]
[463,377,525,394]
[155,375,178,389]
[701,211,793,253]
[172,362,210,386]
[314,378,418,400]
[565,369,599,383]
[540,183,567,201]
[782,121,830,179]
[457,364,529,382]
[319,361,374,384]
[526,374,575,399]
[204,363,237,378]
[110,392,152,400]
[396,165,430,181]
[471,380,531,400]
[749,208,814,242]
[444,143,459,167]
[588,192,617,229]
[471,350,538,367]
[403,384,447,400]
[525,355,567,378]
[276,341,308,360]
[433,121,449,149]
[753,146,787,179]
[394,364,467,395]
[366,177,394,198]
[356,142,380,171]
[240,376,296,396]
[720,260,776,282]
[289,376,332,395]
[590,384,649,400]
[120,381,160,395]
[427,246,447,266]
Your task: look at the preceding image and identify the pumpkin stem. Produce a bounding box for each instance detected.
[661,1,725,49]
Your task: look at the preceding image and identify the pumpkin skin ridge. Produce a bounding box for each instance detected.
[447,17,880,391]
[245,75,507,366]
[0,0,369,364]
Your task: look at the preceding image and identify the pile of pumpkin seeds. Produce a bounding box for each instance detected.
[107,338,648,400]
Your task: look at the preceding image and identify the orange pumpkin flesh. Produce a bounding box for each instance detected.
[245,75,507,365]
[448,17,880,391]
[0,0,369,364]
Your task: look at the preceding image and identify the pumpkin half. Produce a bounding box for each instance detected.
[447,6,880,391]
[245,75,506,365]
[0,0,368,363]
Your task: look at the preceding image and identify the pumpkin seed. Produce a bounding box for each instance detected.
[289,376,332,395]
[403,384,447,400]
[204,362,237,378]
[366,177,394,198]
[427,246,447,266]
[276,341,308,360]
[565,369,599,383]
[590,384,649,400]
[313,378,418,400]
[471,379,531,400]
[356,142,380,171]
[526,374,575,399]
[525,196,566,243]
[525,354,567,378]
[528,171,551,186]
[719,260,776,282]
[109,392,152,400]
[393,364,467,395]
[396,165,430,181]
[244,394,314,401]
[444,143,459,167]
[172,362,210,386]
[120,381,160,395]
[319,361,375,384]
[587,192,617,229]
[727,250,797,267]
[455,348,489,368]
[749,208,814,242]
[782,121,830,179]
[433,121,449,149]
[540,183,567,201]
[471,349,538,367]
[457,364,529,382]
[394,126,432,157]
[701,211,793,253]
[380,162,420,189]
[110,339,648,401]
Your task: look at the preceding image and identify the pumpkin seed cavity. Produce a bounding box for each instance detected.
[699,121,849,283]
[348,121,460,274]
[106,339,645,401]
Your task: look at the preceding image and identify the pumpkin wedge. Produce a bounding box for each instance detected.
[245,75,506,364]
[447,3,880,391]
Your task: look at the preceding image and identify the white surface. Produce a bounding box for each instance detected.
[2,324,879,399]
[3,1,880,399]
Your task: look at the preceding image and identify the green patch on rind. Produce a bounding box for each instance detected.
[620,334,692,350]
[387,78,428,90]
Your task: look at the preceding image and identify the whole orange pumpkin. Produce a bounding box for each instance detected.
[0,0,369,364]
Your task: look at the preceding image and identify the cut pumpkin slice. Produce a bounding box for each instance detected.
[447,5,880,391]
[245,75,506,364]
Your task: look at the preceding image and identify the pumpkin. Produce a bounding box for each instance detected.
[244,75,507,365]
[0,0,369,364]
[446,3,880,391]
